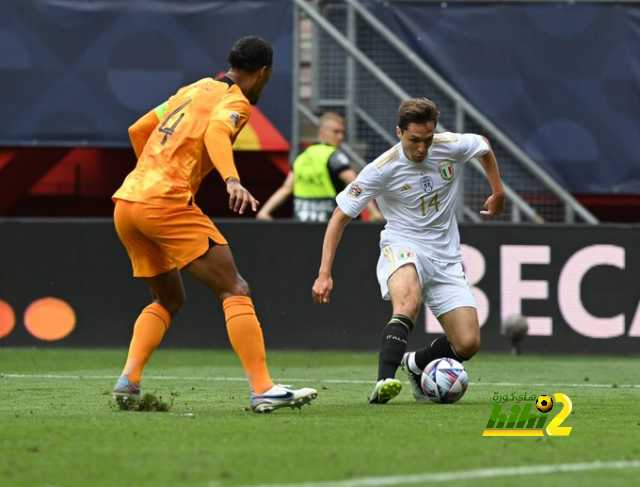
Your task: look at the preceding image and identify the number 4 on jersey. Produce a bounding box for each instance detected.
[158,99,192,145]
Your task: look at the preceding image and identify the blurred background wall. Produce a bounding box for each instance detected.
[0,0,638,353]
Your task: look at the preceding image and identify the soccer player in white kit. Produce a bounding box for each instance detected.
[312,98,505,404]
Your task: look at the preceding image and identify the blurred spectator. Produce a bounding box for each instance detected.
[257,112,382,222]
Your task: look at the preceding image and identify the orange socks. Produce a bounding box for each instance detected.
[121,298,273,394]
[223,296,274,394]
[121,303,171,384]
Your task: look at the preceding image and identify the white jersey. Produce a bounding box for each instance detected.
[336,132,489,262]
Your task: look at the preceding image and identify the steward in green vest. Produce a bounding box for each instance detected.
[257,112,354,222]
[256,112,383,222]
[291,143,351,222]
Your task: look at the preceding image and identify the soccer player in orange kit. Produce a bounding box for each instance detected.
[111,36,317,413]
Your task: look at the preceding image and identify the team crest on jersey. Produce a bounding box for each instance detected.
[398,248,414,260]
[348,183,362,198]
[439,159,454,181]
[420,175,433,194]
[228,112,240,128]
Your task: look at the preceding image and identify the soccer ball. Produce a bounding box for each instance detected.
[536,395,553,413]
[420,357,468,404]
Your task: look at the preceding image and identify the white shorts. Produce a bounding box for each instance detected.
[376,243,476,318]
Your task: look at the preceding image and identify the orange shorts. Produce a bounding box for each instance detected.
[113,199,227,277]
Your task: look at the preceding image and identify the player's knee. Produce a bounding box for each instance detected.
[233,276,251,296]
[219,277,252,300]
[160,293,185,318]
[394,298,421,322]
[454,332,480,360]
[158,287,186,317]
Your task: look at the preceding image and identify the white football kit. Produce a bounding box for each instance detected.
[336,132,489,317]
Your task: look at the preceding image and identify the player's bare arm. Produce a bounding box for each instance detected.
[312,207,352,304]
[226,177,258,215]
[477,138,505,217]
[256,171,294,220]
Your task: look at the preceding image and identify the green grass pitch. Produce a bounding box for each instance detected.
[1,348,639,486]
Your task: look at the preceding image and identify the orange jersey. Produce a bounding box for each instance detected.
[113,77,251,205]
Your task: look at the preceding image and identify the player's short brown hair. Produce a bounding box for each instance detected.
[227,36,274,72]
[397,98,440,132]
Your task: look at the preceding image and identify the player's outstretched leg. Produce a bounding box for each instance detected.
[222,296,274,394]
[187,245,319,412]
[223,296,318,413]
[251,385,318,413]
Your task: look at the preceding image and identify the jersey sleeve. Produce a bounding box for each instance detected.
[459,133,489,163]
[327,149,351,177]
[128,108,160,159]
[204,93,251,181]
[210,92,251,139]
[335,163,383,218]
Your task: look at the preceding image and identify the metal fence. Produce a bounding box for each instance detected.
[291,0,600,224]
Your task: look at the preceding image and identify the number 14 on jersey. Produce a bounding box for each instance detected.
[420,193,440,216]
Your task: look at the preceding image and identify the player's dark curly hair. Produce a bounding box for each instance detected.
[226,36,273,72]
[397,98,440,132]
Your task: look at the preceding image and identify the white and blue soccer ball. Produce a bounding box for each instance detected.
[420,357,468,404]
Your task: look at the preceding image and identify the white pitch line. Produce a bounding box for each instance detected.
[0,373,257,382]
[231,460,640,487]
[0,373,638,389]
